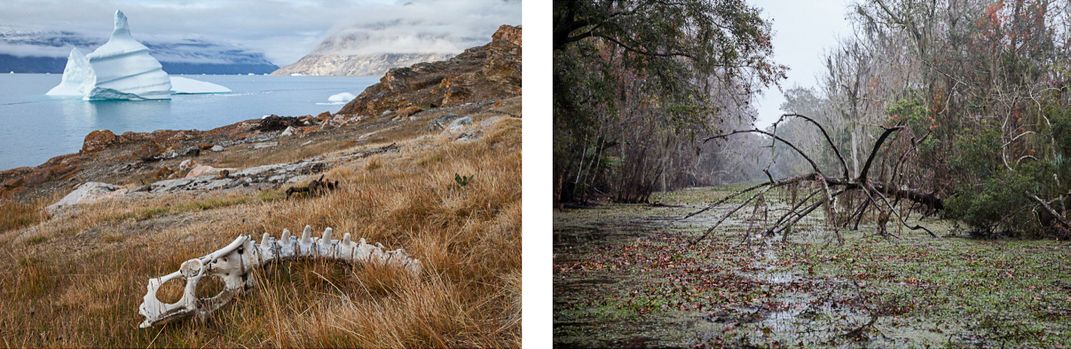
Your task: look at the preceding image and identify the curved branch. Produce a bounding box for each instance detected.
[863,184,936,237]
[774,113,851,179]
[684,181,768,219]
[858,125,904,183]
[688,185,776,247]
[704,129,822,175]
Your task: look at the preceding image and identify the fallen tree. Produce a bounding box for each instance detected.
[689,114,942,246]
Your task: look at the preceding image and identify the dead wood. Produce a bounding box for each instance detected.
[286,175,340,199]
[690,114,942,245]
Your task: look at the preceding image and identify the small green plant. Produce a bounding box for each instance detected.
[454,173,474,188]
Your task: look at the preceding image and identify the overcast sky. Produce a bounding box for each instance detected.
[750,0,854,128]
[0,0,520,65]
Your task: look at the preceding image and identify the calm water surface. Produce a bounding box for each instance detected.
[0,73,376,169]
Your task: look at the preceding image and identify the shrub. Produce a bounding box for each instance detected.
[945,107,1071,238]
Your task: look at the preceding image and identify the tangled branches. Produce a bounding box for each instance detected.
[689,114,942,246]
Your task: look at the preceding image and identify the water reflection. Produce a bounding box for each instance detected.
[86,99,172,132]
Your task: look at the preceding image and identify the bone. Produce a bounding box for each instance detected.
[318,227,335,257]
[138,226,421,328]
[278,229,294,257]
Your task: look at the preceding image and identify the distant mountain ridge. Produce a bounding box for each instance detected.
[271,24,484,76]
[338,25,521,118]
[272,53,454,77]
[0,30,277,74]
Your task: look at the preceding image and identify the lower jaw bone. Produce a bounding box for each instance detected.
[138,225,422,328]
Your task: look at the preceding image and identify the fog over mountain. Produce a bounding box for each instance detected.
[316,0,520,56]
[0,0,522,72]
[275,0,520,76]
[0,29,277,74]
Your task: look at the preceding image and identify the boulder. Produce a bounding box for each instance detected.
[455,132,479,142]
[82,130,118,153]
[447,116,473,132]
[185,164,235,178]
[210,145,224,152]
[256,115,298,132]
[47,182,126,214]
[397,106,423,118]
[280,126,295,137]
[427,114,459,130]
[253,141,278,149]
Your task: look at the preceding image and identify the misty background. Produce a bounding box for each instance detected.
[0,0,521,66]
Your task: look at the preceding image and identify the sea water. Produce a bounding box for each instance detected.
[0,74,377,169]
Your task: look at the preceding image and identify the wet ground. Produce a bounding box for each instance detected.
[554,186,1071,348]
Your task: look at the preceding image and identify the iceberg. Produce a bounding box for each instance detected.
[317,92,356,105]
[83,10,171,100]
[328,92,355,103]
[46,10,230,101]
[170,76,231,94]
[46,47,93,96]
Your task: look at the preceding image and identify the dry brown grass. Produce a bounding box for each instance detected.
[0,117,521,347]
[0,195,54,233]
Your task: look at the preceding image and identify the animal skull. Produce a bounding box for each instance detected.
[138,225,422,328]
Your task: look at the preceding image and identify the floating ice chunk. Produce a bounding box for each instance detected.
[46,47,94,97]
[326,92,355,104]
[170,76,231,94]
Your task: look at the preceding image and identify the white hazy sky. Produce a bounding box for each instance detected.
[0,0,520,65]
[750,0,855,128]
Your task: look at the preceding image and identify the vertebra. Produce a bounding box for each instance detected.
[138,225,421,328]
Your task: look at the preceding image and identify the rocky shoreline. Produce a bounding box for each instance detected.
[0,25,522,211]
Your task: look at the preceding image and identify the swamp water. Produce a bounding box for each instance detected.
[554,187,984,347]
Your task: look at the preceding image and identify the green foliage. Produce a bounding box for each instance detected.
[945,106,1071,237]
[553,0,784,203]
[945,166,1040,236]
[886,96,942,156]
[454,173,473,188]
[1049,106,1071,169]
[886,97,929,134]
[947,125,1002,181]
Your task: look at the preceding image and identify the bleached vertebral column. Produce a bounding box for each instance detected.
[138,225,422,328]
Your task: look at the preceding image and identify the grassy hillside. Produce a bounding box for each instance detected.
[0,113,521,347]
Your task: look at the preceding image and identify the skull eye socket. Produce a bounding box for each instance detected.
[196,274,227,300]
[157,278,186,304]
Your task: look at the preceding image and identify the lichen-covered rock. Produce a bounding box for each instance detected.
[82,130,118,153]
